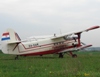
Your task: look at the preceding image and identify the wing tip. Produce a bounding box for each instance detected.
[86,25,100,31]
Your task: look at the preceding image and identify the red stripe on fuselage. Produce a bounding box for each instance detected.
[20,40,76,50]
[17,43,54,52]
[13,38,80,56]
[20,49,64,56]
[16,40,76,52]
[17,44,80,56]
[20,45,80,56]
[21,50,56,56]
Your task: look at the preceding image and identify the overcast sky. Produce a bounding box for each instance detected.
[0,0,100,47]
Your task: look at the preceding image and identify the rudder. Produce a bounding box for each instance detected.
[1,28,21,44]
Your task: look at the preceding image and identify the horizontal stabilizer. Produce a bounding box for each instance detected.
[7,41,21,44]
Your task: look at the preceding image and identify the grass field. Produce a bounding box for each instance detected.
[0,51,100,77]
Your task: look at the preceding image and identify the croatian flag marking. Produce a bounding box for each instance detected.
[1,33,10,41]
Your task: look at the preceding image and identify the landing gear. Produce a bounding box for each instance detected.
[72,54,77,58]
[15,55,19,60]
[69,52,77,58]
[59,53,64,58]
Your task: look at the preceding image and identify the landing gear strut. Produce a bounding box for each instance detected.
[15,55,19,60]
[59,53,63,58]
[72,54,77,58]
[69,52,77,58]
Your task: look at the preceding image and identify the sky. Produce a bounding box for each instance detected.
[0,0,100,47]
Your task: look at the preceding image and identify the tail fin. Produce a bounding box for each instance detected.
[1,29,21,54]
[1,28,21,44]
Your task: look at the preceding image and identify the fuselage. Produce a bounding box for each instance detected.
[2,36,80,56]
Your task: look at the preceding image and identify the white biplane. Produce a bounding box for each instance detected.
[1,26,100,59]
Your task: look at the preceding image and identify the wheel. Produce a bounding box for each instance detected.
[59,53,63,58]
[72,54,77,58]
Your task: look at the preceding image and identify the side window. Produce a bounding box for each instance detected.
[29,45,32,48]
[54,42,64,45]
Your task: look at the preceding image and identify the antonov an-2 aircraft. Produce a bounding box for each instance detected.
[1,26,100,59]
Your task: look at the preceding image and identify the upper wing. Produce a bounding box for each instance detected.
[51,26,100,40]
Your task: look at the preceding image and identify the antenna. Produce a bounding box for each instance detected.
[60,29,62,35]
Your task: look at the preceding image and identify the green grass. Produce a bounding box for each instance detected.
[0,51,100,77]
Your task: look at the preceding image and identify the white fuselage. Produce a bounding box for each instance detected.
[1,37,79,56]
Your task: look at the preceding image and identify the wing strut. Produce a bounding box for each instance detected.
[13,43,20,51]
[75,33,81,47]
